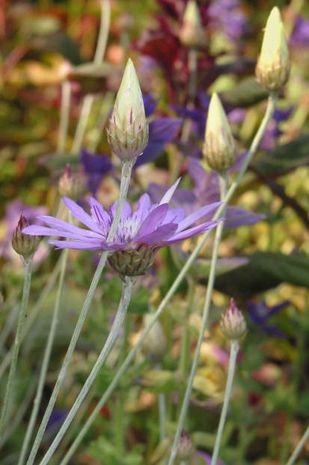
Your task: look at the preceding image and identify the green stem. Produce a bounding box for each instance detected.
[0,258,33,437]
[210,341,240,465]
[17,248,69,465]
[59,95,276,465]
[57,81,71,154]
[0,255,62,378]
[285,425,309,465]
[25,159,134,465]
[94,0,111,65]
[38,277,134,465]
[167,173,229,465]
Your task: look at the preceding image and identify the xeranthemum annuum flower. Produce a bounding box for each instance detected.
[23,180,221,275]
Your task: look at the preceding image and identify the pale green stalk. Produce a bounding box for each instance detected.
[17,248,69,465]
[25,159,134,465]
[57,81,71,154]
[59,95,276,464]
[285,425,309,465]
[38,277,134,465]
[0,305,19,354]
[210,341,240,465]
[88,91,114,153]
[0,258,33,437]
[159,392,167,441]
[70,0,111,155]
[0,256,62,378]
[167,173,229,465]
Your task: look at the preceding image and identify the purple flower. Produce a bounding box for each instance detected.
[80,149,113,195]
[290,17,309,47]
[208,0,248,42]
[260,107,294,150]
[247,300,289,338]
[198,451,225,465]
[23,179,221,253]
[149,159,264,229]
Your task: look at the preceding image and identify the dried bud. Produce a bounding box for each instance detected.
[203,93,236,172]
[12,215,40,259]
[141,314,167,361]
[220,299,247,341]
[58,165,86,199]
[256,7,290,92]
[108,245,156,277]
[176,431,195,462]
[179,0,207,49]
[107,58,149,162]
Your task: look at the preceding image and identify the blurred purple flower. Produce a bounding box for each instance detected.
[208,0,248,41]
[46,409,67,437]
[247,300,289,338]
[261,107,294,150]
[0,201,47,262]
[198,451,225,465]
[80,149,113,195]
[290,17,309,47]
[23,179,221,252]
[149,159,264,229]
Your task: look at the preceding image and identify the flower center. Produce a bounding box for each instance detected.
[116,216,141,243]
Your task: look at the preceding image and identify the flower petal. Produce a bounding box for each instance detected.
[63,197,103,234]
[159,178,181,204]
[164,220,220,243]
[38,216,103,239]
[48,239,103,250]
[136,223,178,245]
[177,202,222,232]
[135,204,169,239]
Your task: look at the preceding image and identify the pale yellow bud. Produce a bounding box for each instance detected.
[141,314,167,361]
[220,299,247,341]
[107,58,149,162]
[256,7,290,92]
[179,0,207,49]
[203,93,236,172]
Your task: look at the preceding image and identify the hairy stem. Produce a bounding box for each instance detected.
[38,277,134,465]
[210,341,240,465]
[167,173,229,465]
[25,159,134,465]
[285,425,309,465]
[0,258,33,438]
[59,95,276,464]
[17,248,69,465]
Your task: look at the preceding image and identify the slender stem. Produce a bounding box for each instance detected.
[38,277,134,465]
[159,392,167,441]
[0,258,33,437]
[94,0,111,65]
[88,91,114,153]
[25,160,133,465]
[167,173,229,465]
[210,341,240,465]
[285,425,309,465]
[0,256,62,378]
[0,304,19,354]
[59,95,276,465]
[71,94,95,155]
[57,81,71,154]
[17,248,69,465]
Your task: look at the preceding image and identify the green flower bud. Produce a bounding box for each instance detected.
[176,431,195,463]
[58,165,86,199]
[256,7,290,92]
[12,215,40,259]
[179,0,207,49]
[141,314,167,361]
[107,58,149,162]
[220,299,247,341]
[203,93,236,172]
[108,245,156,277]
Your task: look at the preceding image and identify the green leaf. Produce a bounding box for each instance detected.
[214,252,309,298]
[221,77,268,108]
[253,135,309,176]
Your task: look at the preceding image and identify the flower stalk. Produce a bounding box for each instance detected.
[167,172,229,465]
[210,341,240,465]
[58,94,276,464]
[37,276,135,465]
[0,257,33,437]
[285,425,309,465]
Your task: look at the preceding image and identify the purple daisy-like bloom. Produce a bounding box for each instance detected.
[149,159,264,229]
[23,180,221,275]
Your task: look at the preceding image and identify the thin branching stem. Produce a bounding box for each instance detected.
[285,425,309,465]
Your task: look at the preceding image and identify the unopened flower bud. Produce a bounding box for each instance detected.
[179,0,207,49]
[203,93,236,172]
[176,431,195,462]
[141,314,167,361]
[256,7,290,92]
[107,58,149,162]
[108,245,156,277]
[220,299,247,341]
[12,215,40,259]
[58,165,86,199]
